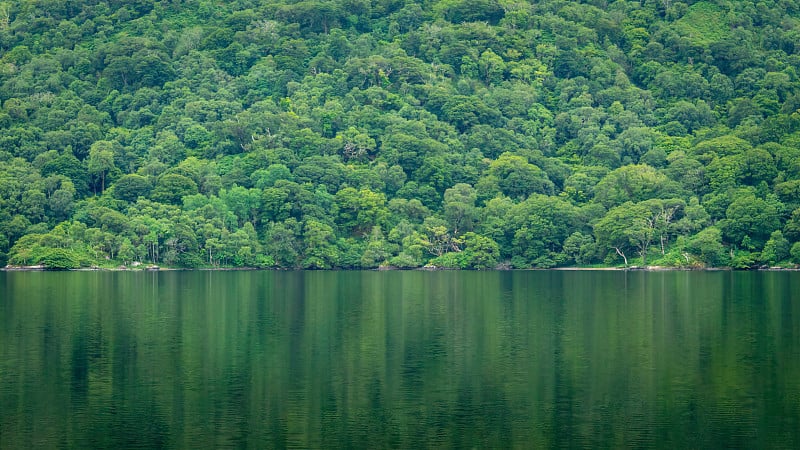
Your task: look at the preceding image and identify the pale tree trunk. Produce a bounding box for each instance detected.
[614,247,628,266]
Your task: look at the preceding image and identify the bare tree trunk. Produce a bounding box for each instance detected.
[614,247,628,266]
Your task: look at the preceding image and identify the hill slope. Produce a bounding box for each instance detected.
[2,0,800,269]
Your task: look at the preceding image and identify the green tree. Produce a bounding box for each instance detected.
[437,0,505,24]
[118,238,136,265]
[594,164,682,208]
[220,185,261,227]
[459,232,500,269]
[784,208,800,242]
[482,153,554,200]
[337,127,376,161]
[508,194,578,267]
[87,141,118,194]
[302,219,339,269]
[423,217,460,258]
[39,248,81,270]
[335,187,389,236]
[112,174,151,202]
[594,200,681,266]
[760,230,790,265]
[40,152,90,197]
[791,242,800,265]
[478,48,506,85]
[252,164,293,189]
[360,226,393,268]
[562,231,596,266]
[443,183,478,235]
[262,185,293,223]
[151,174,199,205]
[390,231,429,268]
[687,227,728,267]
[719,193,782,249]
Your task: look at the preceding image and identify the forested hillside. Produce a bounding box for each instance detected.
[1,0,800,269]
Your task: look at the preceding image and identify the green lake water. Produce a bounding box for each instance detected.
[1,270,799,448]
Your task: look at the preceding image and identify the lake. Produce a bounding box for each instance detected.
[1,270,799,448]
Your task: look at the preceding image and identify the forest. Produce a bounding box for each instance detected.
[1,0,800,269]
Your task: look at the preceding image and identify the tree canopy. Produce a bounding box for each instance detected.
[2,0,800,269]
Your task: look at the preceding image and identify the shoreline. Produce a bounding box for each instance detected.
[4,265,799,272]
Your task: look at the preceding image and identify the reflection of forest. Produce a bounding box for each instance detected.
[1,271,799,448]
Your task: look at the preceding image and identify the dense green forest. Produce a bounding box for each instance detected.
[1,0,800,269]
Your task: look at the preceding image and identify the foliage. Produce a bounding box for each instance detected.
[673,2,732,47]
[760,231,790,266]
[1,0,799,269]
[39,248,81,270]
[791,242,800,265]
[687,227,728,268]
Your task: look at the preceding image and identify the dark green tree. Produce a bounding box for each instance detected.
[151,174,199,205]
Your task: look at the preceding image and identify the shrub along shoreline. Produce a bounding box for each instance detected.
[4,263,798,272]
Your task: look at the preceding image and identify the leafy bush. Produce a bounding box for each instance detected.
[687,228,728,267]
[730,251,757,269]
[39,249,80,270]
[790,242,800,265]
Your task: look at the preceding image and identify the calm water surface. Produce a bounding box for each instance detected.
[1,270,800,448]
